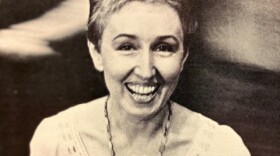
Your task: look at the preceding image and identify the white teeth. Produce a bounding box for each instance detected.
[144,87,148,94]
[135,85,139,93]
[126,84,158,103]
[149,86,155,92]
[127,84,157,94]
[132,93,154,102]
[147,87,151,93]
[131,85,136,91]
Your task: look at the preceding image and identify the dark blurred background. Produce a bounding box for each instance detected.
[0,0,279,155]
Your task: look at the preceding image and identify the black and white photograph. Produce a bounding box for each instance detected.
[0,0,279,155]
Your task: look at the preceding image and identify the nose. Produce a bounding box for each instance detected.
[134,50,156,79]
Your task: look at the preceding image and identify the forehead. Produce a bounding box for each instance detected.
[102,1,184,41]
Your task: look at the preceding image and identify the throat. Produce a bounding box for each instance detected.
[104,98,173,155]
[107,99,170,139]
[113,135,162,156]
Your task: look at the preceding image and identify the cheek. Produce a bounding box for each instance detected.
[102,54,133,82]
[156,57,184,82]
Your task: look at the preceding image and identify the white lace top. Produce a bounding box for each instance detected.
[30,96,250,156]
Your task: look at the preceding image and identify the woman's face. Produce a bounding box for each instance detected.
[90,1,187,117]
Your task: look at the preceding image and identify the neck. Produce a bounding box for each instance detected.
[107,98,170,140]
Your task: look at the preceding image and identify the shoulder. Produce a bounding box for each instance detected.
[30,115,61,156]
[207,125,251,156]
[171,101,250,156]
[30,96,108,156]
[192,113,250,156]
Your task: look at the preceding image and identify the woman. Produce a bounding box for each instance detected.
[30,0,250,155]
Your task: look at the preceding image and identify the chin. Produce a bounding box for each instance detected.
[123,93,169,118]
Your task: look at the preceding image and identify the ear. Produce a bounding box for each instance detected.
[87,40,104,72]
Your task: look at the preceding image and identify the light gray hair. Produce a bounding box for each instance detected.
[87,0,198,52]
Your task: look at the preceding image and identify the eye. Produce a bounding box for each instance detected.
[153,43,177,56]
[117,44,136,51]
[156,44,174,52]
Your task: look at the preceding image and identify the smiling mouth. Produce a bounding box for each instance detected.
[125,83,159,103]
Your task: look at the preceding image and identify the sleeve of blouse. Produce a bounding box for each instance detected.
[30,117,61,156]
[208,125,251,156]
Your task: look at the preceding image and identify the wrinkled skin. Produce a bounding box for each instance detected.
[0,0,279,156]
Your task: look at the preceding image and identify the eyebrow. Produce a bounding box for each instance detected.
[113,34,137,41]
[113,34,180,43]
[155,35,180,43]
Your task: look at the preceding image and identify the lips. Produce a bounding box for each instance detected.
[125,83,159,103]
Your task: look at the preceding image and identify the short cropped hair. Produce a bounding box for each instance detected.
[87,0,198,52]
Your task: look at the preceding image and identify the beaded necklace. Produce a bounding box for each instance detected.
[104,98,172,156]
